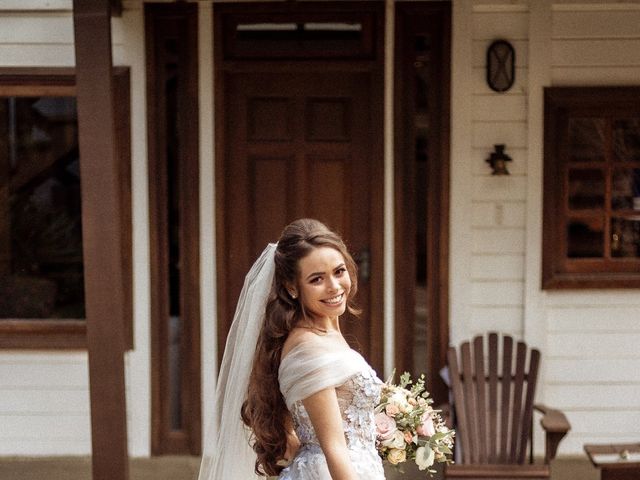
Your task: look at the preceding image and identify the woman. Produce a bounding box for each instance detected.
[198,219,385,480]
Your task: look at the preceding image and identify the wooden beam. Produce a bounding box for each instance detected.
[72,2,129,480]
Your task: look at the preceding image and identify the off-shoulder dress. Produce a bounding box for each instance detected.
[278,341,386,480]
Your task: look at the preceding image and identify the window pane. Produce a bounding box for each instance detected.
[568,118,606,162]
[568,168,605,210]
[612,168,640,210]
[611,217,640,258]
[0,96,84,319]
[613,119,640,162]
[567,217,604,258]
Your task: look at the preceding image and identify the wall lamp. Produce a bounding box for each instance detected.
[486,144,512,175]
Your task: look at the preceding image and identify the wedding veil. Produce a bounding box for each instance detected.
[198,243,277,480]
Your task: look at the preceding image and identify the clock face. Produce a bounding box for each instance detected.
[486,40,515,92]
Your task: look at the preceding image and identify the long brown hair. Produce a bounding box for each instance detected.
[240,218,359,476]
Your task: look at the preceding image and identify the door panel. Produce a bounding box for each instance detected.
[219,70,382,370]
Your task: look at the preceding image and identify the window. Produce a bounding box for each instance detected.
[0,68,132,348]
[543,87,640,289]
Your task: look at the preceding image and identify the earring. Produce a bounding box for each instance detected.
[289,290,297,299]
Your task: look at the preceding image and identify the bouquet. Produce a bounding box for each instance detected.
[375,372,454,476]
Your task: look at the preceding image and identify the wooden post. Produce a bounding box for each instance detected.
[72,2,129,480]
[0,100,10,275]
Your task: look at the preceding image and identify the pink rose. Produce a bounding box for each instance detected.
[385,404,400,417]
[375,412,397,441]
[416,412,436,437]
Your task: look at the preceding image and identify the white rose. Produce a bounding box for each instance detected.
[382,430,406,449]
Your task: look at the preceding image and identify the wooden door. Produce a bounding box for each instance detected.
[217,69,383,371]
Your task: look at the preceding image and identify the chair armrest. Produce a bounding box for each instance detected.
[534,403,571,463]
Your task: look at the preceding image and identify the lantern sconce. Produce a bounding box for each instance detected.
[486,39,515,92]
[486,144,512,175]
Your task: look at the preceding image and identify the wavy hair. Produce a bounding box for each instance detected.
[240,218,359,476]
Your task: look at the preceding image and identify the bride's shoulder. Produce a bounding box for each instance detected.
[281,328,322,359]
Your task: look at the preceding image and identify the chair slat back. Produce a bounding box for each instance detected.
[448,332,541,466]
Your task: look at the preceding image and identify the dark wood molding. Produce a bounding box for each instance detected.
[542,86,640,289]
[0,66,133,350]
[73,0,128,479]
[145,2,201,456]
[0,320,86,349]
[394,1,451,403]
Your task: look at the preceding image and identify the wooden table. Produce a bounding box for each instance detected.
[584,443,640,480]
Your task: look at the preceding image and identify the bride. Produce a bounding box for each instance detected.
[198,218,385,480]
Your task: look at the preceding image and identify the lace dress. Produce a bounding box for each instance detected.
[278,341,386,480]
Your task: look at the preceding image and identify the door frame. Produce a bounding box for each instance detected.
[213,1,385,372]
[394,1,451,402]
[145,3,201,455]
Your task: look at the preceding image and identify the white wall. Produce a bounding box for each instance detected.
[0,4,151,456]
[450,0,640,456]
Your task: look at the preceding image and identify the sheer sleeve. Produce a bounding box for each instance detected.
[279,341,365,410]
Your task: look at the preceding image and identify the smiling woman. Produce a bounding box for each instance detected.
[199,219,386,480]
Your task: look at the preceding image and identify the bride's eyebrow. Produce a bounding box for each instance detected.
[304,263,346,281]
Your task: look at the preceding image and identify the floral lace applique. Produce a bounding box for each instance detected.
[279,359,385,480]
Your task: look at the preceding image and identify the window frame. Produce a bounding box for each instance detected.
[0,67,133,349]
[543,86,640,289]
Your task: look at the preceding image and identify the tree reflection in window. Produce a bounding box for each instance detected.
[0,96,84,319]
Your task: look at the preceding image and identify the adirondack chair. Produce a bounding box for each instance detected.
[444,332,571,479]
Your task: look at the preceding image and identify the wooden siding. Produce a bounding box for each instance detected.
[543,2,640,456]
[458,0,640,457]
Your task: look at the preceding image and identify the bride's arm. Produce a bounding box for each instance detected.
[303,388,357,480]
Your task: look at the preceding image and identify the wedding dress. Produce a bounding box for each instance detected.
[278,340,386,480]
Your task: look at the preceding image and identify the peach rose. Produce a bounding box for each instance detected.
[385,404,400,417]
[375,412,397,441]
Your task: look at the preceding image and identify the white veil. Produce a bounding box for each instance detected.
[198,243,277,480]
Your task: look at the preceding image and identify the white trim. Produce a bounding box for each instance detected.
[198,0,217,448]
[449,0,474,346]
[524,0,551,378]
[383,0,395,380]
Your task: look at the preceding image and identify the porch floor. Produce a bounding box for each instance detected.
[0,455,597,480]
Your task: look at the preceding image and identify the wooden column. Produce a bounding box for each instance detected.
[72,2,129,480]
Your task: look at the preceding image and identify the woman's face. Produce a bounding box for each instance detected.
[296,246,351,322]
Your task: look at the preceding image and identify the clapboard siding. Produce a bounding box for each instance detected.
[553,39,640,66]
[553,9,640,39]
[546,358,640,383]
[469,306,524,337]
[471,281,525,306]
[472,228,526,254]
[548,333,640,357]
[471,123,527,149]
[547,307,640,331]
[471,254,525,280]
[472,201,526,227]
[546,385,639,409]
[472,176,527,201]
